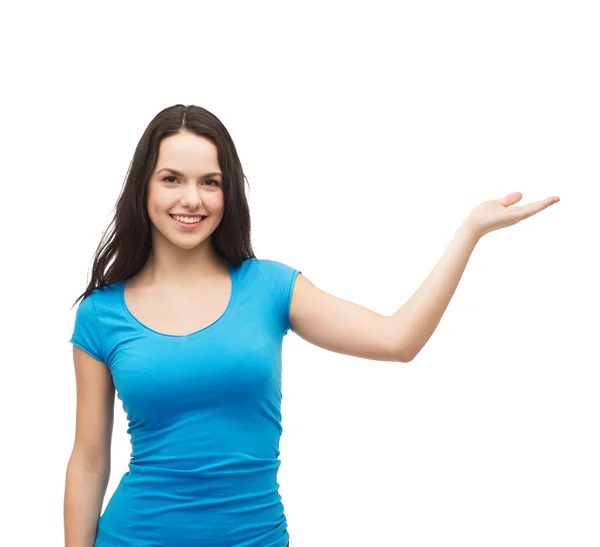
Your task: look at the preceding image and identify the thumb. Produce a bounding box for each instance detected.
[499,192,522,206]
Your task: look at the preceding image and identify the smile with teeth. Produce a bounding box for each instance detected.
[170,214,206,224]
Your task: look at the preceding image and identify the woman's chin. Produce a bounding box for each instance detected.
[172,237,209,250]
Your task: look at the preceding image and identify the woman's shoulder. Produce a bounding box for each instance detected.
[244,256,295,270]
[82,279,123,313]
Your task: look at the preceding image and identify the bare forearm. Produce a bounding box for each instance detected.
[391,219,481,361]
[64,459,109,547]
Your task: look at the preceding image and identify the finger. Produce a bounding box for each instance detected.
[499,192,523,206]
[514,196,559,219]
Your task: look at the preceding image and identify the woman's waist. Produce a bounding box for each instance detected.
[103,470,286,536]
[119,459,281,501]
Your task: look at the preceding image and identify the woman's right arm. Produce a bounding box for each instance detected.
[64,346,115,547]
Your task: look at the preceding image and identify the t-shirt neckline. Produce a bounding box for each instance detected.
[119,261,237,341]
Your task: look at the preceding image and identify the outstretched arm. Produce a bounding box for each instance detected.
[289,192,559,363]
[388,220,480,361]
[389,192,559,361]
[288,222,479,363]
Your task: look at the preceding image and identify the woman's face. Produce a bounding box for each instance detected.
[147,131,225,250]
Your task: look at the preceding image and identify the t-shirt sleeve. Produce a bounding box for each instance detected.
[257,259,302,336]
[69,293,105,362]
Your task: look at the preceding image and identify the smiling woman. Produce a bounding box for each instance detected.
[66,105,296,547]
[65,99,561,546]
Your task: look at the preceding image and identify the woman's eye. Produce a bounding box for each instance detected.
[162,176,219,186]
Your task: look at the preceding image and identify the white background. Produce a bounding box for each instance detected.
[1,1,598,545]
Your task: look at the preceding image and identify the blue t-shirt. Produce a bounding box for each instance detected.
[69,257,301,547]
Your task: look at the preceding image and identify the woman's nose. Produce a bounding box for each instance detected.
[182,186,202,207]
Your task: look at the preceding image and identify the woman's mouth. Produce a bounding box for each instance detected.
[169,214,206,229]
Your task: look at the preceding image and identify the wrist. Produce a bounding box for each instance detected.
[459,216,484,242]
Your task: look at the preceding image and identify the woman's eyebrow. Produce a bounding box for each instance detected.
[156,167,222,178]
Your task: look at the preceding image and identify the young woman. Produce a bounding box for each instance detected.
[64,104,559,547]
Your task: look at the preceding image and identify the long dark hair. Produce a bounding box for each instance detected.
[71,104,255,309]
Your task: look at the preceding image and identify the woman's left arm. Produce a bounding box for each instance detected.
[289,192,559,363]
[388,192,559,361]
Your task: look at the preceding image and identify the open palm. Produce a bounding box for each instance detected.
[466,192,560,238]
